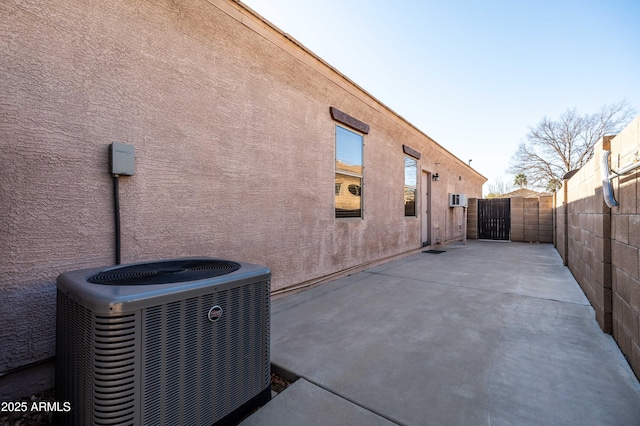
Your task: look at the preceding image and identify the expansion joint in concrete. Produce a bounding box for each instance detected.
[301,376,405,426]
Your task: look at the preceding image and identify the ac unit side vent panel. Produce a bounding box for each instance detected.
[93,313,140,426]
[56,293,141,426]
[142,280,270,425]
[56,291,95,425]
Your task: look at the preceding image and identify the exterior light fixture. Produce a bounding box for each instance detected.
[432,173,440,181]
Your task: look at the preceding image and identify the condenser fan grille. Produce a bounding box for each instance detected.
[87,259,241,285]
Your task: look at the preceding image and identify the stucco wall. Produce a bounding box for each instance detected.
[1,0,484,398]
[555,116,640,380]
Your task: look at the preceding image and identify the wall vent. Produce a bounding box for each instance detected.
[449,194,468,207]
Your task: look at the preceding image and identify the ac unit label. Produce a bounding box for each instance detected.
[208,305,223,322]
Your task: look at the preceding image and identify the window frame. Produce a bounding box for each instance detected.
[334,124,364,219]
[404,155,417,217]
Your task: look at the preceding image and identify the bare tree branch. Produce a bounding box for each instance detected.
[509,100,636,191]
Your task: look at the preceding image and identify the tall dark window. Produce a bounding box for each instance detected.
[335,125,363,218]
[404,156,417,216]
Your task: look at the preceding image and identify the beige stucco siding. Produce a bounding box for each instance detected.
[1,0,484,396]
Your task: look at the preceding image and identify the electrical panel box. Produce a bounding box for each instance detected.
[449,194,468,207]
[110,142,135,176]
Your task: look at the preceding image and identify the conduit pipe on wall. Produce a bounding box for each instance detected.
[601,149,640,208]
[113,174,122,265]
[109,142,135,265]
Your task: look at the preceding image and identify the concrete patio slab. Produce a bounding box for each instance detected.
[239,378,398,426]
[243,241,640,425]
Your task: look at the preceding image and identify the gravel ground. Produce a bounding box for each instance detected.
[0,388,56,426]
[1,373,292,425]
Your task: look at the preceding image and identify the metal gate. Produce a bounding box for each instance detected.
[478,198,511,240]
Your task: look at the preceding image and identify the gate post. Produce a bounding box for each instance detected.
[562,175,570,266]
[510,197,524,242]
[467,198,478,240]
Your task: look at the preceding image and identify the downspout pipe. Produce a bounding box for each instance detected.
[601,151,618,208]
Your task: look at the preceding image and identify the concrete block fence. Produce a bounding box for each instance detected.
[468,116,640,381]
[555,117,640,380]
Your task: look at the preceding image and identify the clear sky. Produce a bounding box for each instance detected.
[242,0,640,194]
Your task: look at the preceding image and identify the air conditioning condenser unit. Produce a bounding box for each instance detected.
[56,257,271,426]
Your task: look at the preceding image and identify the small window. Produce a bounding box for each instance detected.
[404,156,417,216]
[335,126,363,218]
